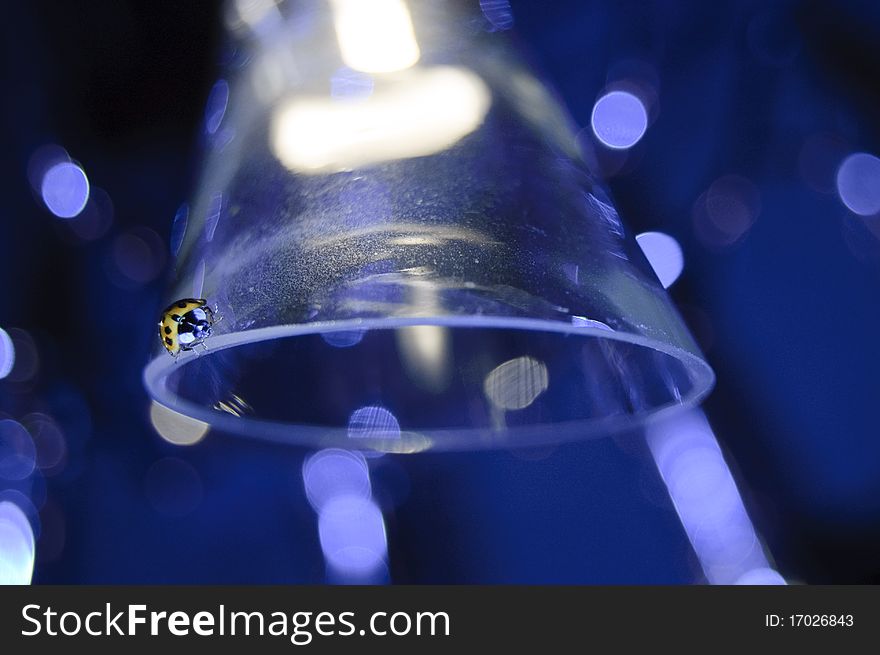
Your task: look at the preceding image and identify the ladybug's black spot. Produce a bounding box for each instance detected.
[165,337,173,346]
[177,301,188,308]
[171,314,181,321]
[164,326,172,335]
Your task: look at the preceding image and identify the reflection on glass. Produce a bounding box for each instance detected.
[270,66,491,173]
[348,406,401,441]
[483,356,549,411]
[150,401,210,446]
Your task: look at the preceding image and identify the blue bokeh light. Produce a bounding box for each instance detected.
[693,175,761,248]
[0,489,41,540]
[318,495,387,578]
[646,410,781,585]
[590,90,648,149]
[0,501,35,585]
[320,329,365,348]
[0,490,40,539]
[66,186,114,242]
[143,457,203,518]
[302,449,371,512]
[0,420,36,482]
[22,413,67,473]
[108,227,166,287]
[0,328,14,380]
[27,144,69,192]
[40,161,90,218]
[836,152,880,216]
[636,231,684,288]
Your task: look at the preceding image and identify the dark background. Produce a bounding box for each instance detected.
[1,0,878,583]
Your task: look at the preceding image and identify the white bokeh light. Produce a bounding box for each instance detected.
[483,356,549,411]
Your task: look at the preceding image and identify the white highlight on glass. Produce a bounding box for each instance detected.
[591,90,648,149]
[646,410,784,585]
[483,356,549,411]
[67,186,114,242]
[397,325,451,392]
[170,204,189,257]
[836,152,880,216]
[270,66,490,173]
[636,231,684,289]
[204,79,230,135]
[330,0,420,73]
[192,259,206,299]
[149,402,210,446]
[570,316,614,331]
[0,328,14,380]
[348,406,401,441]
[205,193,223,242]
[41,162,90,218]
[0,501,35,585]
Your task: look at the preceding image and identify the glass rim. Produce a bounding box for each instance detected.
[143,314,715,452]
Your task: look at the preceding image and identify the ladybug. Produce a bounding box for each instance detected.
[158,298,216,357]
